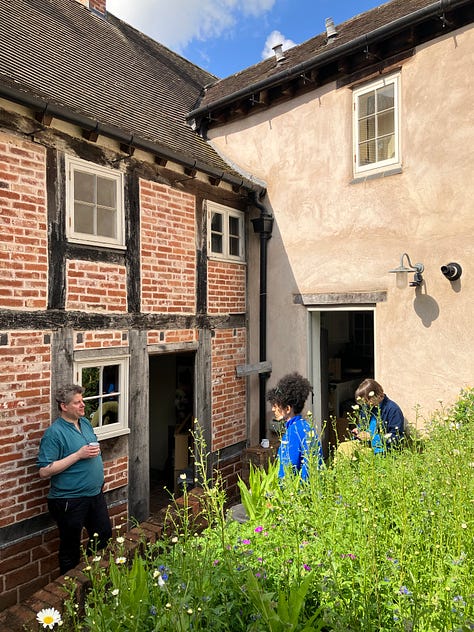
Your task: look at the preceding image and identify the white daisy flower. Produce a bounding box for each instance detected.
[36,607,62,629]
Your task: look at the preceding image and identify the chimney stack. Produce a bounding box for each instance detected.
[272,43,286,64]
[74,0,106,16]
[325,17,338,40]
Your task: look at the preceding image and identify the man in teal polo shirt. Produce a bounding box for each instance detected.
[37,384,112,574]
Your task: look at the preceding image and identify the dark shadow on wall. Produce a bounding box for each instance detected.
[413,284,440,327]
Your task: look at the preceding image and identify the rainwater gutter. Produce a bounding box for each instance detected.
[0,83,265,195]
[250,192,274,441]
[187,0,469,124]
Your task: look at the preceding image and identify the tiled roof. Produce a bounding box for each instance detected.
[195,0,469,111]
[0,0,253,185]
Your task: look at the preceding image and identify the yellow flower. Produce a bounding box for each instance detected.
[36,608,62,629]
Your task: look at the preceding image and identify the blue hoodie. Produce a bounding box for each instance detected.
[359,395,404,453]
[277,414,323,480]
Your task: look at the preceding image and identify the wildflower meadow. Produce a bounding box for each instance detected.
[34,388,473,631]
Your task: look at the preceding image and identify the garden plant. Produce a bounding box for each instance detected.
[35,388,473,631]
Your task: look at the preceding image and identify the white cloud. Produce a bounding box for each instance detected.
[107,0,277,52]
[261,30,296,60]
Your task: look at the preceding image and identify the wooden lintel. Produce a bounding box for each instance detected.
[236,360,272,378]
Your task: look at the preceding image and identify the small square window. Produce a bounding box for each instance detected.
[66,156,125,248]
[353,74,400,176]
[208,202,245,262]
[75,356,129,439]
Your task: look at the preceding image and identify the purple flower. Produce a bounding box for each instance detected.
[213,559,219,566]
[241,539,251,545]
[254,526,263,533]
[399,586,412,596]
[341,553,356,560]
[303,564,311,571]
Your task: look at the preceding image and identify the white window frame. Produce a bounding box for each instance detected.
[66,155,125,248]
[74,355,130,440]
[207,201,245,262]
[353,73,400,177]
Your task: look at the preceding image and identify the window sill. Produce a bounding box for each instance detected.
[207,254,247,265]
[96,427,131,441]
[350,167,402,184]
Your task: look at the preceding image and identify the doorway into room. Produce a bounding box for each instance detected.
[310,308,375,457]
[148,352,195,513]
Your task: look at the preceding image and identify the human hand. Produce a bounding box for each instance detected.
[78,443,101,459]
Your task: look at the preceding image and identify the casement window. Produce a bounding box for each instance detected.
[66,156,125,248]
[74,356,129,439]
[353,73,400,176]
[208,201,245,262]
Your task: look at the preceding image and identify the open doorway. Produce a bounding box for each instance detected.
[148,352,195,513]
[310,308,375,457]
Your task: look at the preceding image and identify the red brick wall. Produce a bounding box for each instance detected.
[66,261,128,312]
[73,329,128,350]
[211,328,247,451]
[0,132,47,310]
[208,260,246,314]
[140,181,196,313]
[0,331,52,527]
[147,329,198,346]
[0,501,127,613]
[103,455,128,490]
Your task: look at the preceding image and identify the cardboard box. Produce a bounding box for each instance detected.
[174,432,189,469]
[328,358,342,380]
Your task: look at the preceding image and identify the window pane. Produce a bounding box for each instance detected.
[75,171,95,203]
[103,365,119,394]
[358,116,375,142]
[211,212,223,232]
[359,140,376,165]
[377,134,395,161]
[101,396,119,425]
[211,233,223,253]
[97,177,116,207]
[228,215,240,237]
[74,203,94,234]
[377,110,395,136]
[377,85,394,112]
[229,235,240,257]
[97,207,117,239]
[358,91,375,117]
[82,367,100,397]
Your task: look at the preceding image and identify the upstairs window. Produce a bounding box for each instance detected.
[66,156,125,248]
[75,356,129,440]
[208,202,245,262]
[353,74,400,176]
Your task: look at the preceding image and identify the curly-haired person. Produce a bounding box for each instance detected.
[267,372,322,480]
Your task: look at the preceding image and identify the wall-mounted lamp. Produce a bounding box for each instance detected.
[389,253,424,288]
[441,262,462,281]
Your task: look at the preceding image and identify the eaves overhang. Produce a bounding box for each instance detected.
[187,0,473,130]
[0,82,265,197]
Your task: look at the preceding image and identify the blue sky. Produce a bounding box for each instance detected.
[107,0,386,78]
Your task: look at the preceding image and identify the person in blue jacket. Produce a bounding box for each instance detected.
[267,372,322,480]
[352,378,404,453]
[37,384,112,574]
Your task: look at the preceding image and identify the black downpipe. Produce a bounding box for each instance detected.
[251,192,273,440]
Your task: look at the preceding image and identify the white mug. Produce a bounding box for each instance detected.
[260,438,270,449]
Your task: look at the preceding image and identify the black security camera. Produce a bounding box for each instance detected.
[440,262,462,281]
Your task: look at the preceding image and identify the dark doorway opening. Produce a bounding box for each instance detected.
[148,352,195,513]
